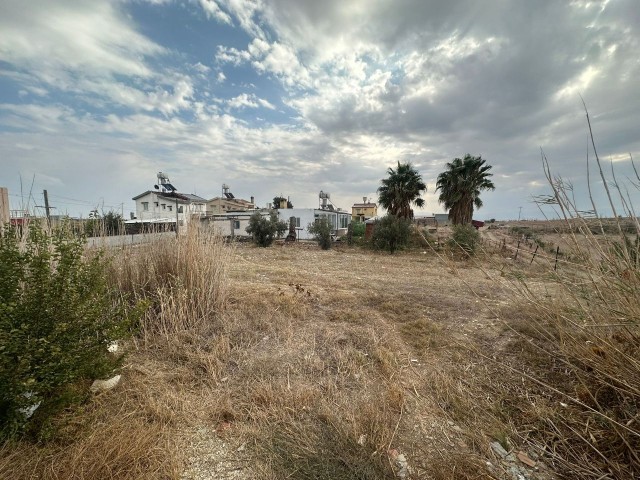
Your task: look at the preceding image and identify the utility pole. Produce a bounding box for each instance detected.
[518,206,522,221]
[175,196,179,237]
[43,190,51,220]
[36,190,56,225]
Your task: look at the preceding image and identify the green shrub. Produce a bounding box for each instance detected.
[84,211,124,238]
[351,221,365,237]
[449,224,480,256]
[0,224,140,440]
[346,221,366,246]
[370,215,411,253]
[308,218,332,250]
[246,212,287,247]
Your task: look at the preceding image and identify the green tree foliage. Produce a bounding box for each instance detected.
[370,215,411,253]
[377,162,426,219]
[436,154,495,225]
[272,196,293,209]
[0,224,140,439]
[449,224,481,256]
[84,211,124,237]
[246,212,287,247]
[351,221,365,237]
[308,218,332,250]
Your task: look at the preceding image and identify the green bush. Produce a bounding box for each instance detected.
[351,221,365,237]
[308,218,332,250]
[346,221,365,246]
[370,215,411,253]
[0,224,139,440]
[449,224,480,256]
[246,212,287,247]
[84,211,124,237]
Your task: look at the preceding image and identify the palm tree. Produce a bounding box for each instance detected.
[436,154,495,225]
[377,162,426,219]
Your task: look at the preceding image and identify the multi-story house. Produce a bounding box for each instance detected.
[351,198,378,222]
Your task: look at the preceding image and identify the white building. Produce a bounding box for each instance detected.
[131,190,206,224]
[276,208,351,240]
[126,173,207,232]
[200,208,351,241]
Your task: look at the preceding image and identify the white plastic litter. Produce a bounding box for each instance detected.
[90,374,121,393]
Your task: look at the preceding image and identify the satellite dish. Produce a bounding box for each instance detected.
[154,185,159,190]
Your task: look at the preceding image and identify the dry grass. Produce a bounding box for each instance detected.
[0,363,182,480]
[108,225,231,340]
[464,135,640,478]
[3,222,590,479]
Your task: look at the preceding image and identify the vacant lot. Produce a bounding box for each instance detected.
[3,230,636,479]
[173,242,553,479]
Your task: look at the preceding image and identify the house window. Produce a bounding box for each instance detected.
[296,217,301,227]
[168,205,172,212]
[161,204,166,210]
[178,206,183,213]
[142,202,149,211]
[340,215,348,228]
[234,220,240,229]
[154,202,159,207]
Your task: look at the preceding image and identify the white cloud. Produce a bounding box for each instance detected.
[0,1,163,79]
[219,0,265,38]
[198,0,232,24]
[0,0,197,116]
[228,93,275,110]
[193,62,211,74]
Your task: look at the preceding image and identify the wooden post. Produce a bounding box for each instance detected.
[530,245,539,264]
[514,240,520,260]
[554,246,560,271]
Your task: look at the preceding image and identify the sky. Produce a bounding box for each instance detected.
[1,0,639,220]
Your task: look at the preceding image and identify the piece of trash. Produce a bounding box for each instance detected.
[395,453,409,478]
[490,441,509,459]
[560,402,568,407]
[236,443,246,452]
[90,374,121,393]
[357,434,367,446]
[107,341,119,353]
[517,451,536,467]
[388,450,409,478]
[18,392,41,419]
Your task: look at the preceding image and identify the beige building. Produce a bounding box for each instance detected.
[351,199,378,222]
[207,196,255,214]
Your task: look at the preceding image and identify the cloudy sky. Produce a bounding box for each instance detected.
[1,0,639,219]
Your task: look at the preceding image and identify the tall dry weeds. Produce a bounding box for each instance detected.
[109,225,232,340]
[484,113,640,478]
